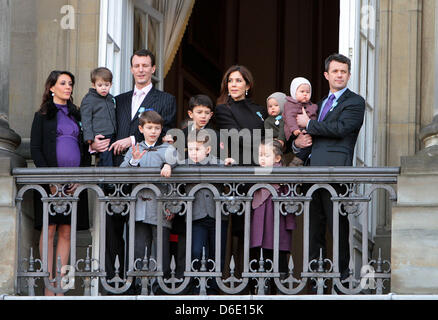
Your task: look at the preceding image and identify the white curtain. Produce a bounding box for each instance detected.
[146,0,195,77]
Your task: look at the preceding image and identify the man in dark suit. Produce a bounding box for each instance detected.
[92,49,177,286]
[294,53,365,281]
[109,49,176,165]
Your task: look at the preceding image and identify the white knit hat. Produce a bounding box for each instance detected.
[290,77,312,100]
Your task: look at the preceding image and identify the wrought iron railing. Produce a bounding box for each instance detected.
[13,166,398,296]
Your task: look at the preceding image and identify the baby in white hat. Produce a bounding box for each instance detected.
[264,92,287,146]
[283,77,318,165]
[283,77,318,141]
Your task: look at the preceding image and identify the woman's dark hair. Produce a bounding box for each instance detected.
[217,65,254,105]
[39,70,75,113]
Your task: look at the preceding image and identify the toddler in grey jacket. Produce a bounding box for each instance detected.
[80,67,116,167]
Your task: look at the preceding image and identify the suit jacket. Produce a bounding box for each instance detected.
[304,88,365,166]
[114,86,177,165]
[214,98,266,165]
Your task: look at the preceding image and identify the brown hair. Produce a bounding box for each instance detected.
[260,138,283,157]
[216,65,254,105]
[91,67,113,83]
[187,129,211,146]
[138,110,163,126]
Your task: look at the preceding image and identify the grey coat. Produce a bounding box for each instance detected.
[120,142,177,228]
[80,88,116,142]
[184,156,228,222]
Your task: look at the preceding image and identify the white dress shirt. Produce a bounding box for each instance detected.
[131,83,153,120]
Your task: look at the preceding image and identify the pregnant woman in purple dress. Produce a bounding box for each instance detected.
[30,70,90,295]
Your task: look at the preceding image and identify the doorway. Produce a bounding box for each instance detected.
[164,0,340,127]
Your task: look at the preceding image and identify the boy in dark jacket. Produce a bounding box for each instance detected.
[80,67,117,166]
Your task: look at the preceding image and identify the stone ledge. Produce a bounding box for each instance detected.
[401,145,438,174]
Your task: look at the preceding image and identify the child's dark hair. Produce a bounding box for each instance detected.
[90,67,113,83]
[260,138,283,157]
[139,110,164,126]
[187,129,211,146]
[188,94,214,112]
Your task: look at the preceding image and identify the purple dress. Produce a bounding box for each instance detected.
[55,104,81,167]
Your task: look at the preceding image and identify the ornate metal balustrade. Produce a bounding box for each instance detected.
[13,166,398,296]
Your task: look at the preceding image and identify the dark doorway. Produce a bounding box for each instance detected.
[164,0,340,127]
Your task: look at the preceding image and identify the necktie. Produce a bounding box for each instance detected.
[132,91,145,119]
[319,94,336,121]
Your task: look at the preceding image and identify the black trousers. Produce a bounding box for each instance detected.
[308,186,350,280]
[105,214,127,281]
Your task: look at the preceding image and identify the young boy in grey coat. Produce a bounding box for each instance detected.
[184,129,234,294]
[120,110,177,291]
[80,67,117,166]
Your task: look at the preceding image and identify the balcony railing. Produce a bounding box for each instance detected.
[13,166,398,296]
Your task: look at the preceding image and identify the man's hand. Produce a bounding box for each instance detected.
[294,130,312,148]
[131,143,146,160]
[109,137,132,155]
[90,134,110,153]
[296,107,310,128]
[160,163,172,177]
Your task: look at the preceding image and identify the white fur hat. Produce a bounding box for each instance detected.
[290,77,312,100]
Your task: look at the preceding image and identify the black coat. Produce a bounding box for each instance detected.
[114,87,177,166]
[30,100,90,230]
[214,98,267,165]
[305,89,365,166]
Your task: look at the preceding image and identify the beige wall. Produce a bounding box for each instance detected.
[377,0,436,167]
[8,0,100,143]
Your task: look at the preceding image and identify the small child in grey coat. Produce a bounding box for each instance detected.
[80,67,116,167]
[183,129,234,294]
[264,92,287,147]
